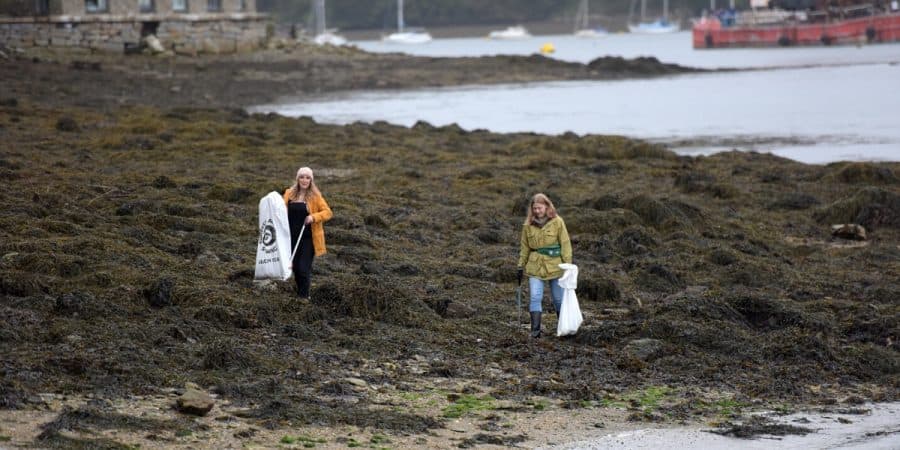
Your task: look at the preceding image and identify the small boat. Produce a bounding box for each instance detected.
[383,30,433,44]
[574,28,609,38]
[573,0,609,38]
[693,3,900,48]
[313,31,347,46]
[628,0,680,33]
[383,0,432,44]
[311,0,347,46]
[628,18,680,33]
[488,25,532,40]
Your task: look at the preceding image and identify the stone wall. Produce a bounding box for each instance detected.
[0,13,268,53]
[0,0,39,17]
[55,0,256,16]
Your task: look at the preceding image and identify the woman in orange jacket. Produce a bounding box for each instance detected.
[282,167,333,299]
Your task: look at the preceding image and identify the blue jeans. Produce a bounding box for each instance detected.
[529,277,562,313]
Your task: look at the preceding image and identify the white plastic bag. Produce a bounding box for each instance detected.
[556,263,583,336]
[254,191,293,281]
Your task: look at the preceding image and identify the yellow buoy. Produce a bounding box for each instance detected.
[540,42,555,54]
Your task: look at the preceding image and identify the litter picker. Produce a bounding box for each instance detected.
[516,274,525,331]
[288,224,306,270]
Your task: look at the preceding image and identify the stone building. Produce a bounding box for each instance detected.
[0,0,269,54]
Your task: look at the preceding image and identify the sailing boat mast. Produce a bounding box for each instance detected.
[575,0,589,31]
[640,0,647,22]
[397,0,405,33]
[314,0,326,36]
[663,0,669,21]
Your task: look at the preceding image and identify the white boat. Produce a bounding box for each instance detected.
[573,0,609,38]
[383,31,432,44]
[628,0,680,33]
[313,31,347,46]
[383,0,432,44]
[627,19,679,33]
[311,0,347,45]
[488,25,532,39]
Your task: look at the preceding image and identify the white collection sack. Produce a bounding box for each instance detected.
[254,191,293,281]
[556,263,583,336]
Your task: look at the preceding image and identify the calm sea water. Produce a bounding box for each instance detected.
[252,32,900,164]
[354,30,900,69]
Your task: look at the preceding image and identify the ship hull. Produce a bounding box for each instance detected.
[693,13,900,48]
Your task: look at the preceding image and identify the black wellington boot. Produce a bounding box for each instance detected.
[530,312,542,338]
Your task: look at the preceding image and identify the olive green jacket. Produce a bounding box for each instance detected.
[518,216,573,280]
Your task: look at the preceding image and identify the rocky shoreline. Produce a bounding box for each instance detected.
[0,43,704,111]
[0,46,897,449]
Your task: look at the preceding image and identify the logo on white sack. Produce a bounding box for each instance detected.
[258,219,277,249]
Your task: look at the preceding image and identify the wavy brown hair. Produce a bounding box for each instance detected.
[523,193,558,225]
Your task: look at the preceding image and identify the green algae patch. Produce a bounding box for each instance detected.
[443,395,497,418]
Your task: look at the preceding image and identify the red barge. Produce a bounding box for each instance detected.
[693,3,900,48]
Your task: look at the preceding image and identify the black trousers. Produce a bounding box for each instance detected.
[291,236,314,297]
[288,202,315,298]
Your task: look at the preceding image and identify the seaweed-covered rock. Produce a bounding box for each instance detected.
[144,278,175,308]
[615,226,657,256]
[310,274,438,326]
[728,294,831,332]
[475,227,505,244]
[207,185,254,203]
[578,276,621,302]
[328,228,375,247]
[587,193,622,210]
[814,187,900,229]
[769,192,820,210]
[829,163,898,184]
[55,116,79,132]
[674,171,740,198]
[54,292,94,314]
[201,338,256,370]
[708,248,738,266]
[0,272,46,296]
[444,301,476,319]
[567,208,642,235]
[152,175,177,189]
[622,195,691,230]
[623,338,664,361]
[634,264,684,293]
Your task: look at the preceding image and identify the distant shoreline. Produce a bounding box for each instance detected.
[326,15,638,41]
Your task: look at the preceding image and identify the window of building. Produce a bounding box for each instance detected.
[139,0,155,13]
[239,0,248,11]
[207,0,222,12]
[172,0,188,12]
[85,0,109,13]
[35,0,50,15]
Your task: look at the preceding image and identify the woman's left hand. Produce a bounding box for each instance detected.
[304,216,314,225]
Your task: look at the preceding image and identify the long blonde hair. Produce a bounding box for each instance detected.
[288,167,322,202]
[524,193,558,225]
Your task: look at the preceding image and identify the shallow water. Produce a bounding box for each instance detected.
[542,402,900,450]
[251,63,900,164]
[353,31,900,69]
[253,33,900,164]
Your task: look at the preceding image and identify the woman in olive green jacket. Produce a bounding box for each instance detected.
[517,193,572,338]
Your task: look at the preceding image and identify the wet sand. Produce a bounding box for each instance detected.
[546,402,900,449]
